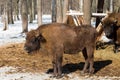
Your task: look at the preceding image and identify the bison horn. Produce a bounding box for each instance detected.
[114,20,118,24]
[35,30,46,42]
[36,33,46,43]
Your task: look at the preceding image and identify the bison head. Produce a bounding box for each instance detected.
[24,30,46,53]
[101,17,118,39]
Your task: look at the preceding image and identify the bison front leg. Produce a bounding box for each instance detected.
[52,60,57,77]
[56,53,63,78]
[51,47,63,79]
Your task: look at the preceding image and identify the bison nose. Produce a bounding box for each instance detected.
[24,46,30,52]
[24,46,28,51]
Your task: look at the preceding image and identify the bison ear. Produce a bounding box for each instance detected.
[35,31,46,43]
[38,34,46,43]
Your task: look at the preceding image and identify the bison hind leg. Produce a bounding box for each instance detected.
[82,47,95,74]
[81,48,89,74]
[87,47,94,74]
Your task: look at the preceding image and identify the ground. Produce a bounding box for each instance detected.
[0,43,120,80]
[0,15,120,79]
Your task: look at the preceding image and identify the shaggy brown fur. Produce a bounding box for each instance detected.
[101,13,120,53]
[24,23,97,78]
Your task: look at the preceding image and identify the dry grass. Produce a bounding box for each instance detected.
[0,43,120,77]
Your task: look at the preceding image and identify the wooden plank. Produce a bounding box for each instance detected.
[66,11,106,17]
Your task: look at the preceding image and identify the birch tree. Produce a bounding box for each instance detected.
[51,0,56,22]
[7,0,14,24]
[83,0,92,25]
[21,0,28,33]
[63,0,68,23]
[56,0,63,23]
[37,0,42,26]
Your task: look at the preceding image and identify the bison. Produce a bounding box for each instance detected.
[24,23,97,78]
[101,13,120,53]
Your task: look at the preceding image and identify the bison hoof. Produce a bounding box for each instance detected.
[56,75,63,79]
[81,69,89,74]
[114,49,119,53]
[50,74,63,79]
[89,68,94,74]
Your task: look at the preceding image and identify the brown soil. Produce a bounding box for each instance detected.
[0,43,120,77]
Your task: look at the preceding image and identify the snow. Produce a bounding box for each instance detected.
[0,66,51,80]
[0,66,120,80]
[0,15,51,46]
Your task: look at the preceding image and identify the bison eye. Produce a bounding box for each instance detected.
[31,38,37,43]
[110,24,114,26]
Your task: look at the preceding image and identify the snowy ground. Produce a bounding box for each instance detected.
[0,66,120,80]
[0,15,51,46]
[0,15,115,80]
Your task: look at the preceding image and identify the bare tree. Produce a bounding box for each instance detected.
[113,0,120,12]
[83,0,92,25]
[63,0,68,23]
[37,0,42,26]
[56,0,63,23]
[51,0,57,22]
[2,3,8,30]
[79,0,83,12]
[110,0,113,12]
[16,0,20,20]
[96,0,104,27]
[29,0,33,23]
[32,0,36,20]
[20,0,28,33]
[7,0,14,24]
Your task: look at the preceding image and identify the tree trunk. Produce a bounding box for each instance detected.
[96,0,104,27]
[29,0,33,23]
[63,0,69,23]
[109,0,113,12]
[83,0,92,25]
[21,0,28,33]
[16,0,20,20]
[37,0,42,26]
[79,0,83,12]
[51,0,57,22]
[7,0,14,24]
[3,4,8,31]
[56,0,63,23]
[32,0,36,20]
[69,0,74,10]
[113,0,120,12]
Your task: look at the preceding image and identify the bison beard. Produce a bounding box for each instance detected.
[24,23,97,78]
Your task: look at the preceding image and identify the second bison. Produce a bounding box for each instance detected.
[101,13,120,53]
[24,23,97,78]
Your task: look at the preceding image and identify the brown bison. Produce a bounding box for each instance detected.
[101,13,120,53]
[24,23,97,78]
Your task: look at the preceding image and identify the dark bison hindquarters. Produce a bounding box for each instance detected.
[101,13,120,53]
[24,23,97,78]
